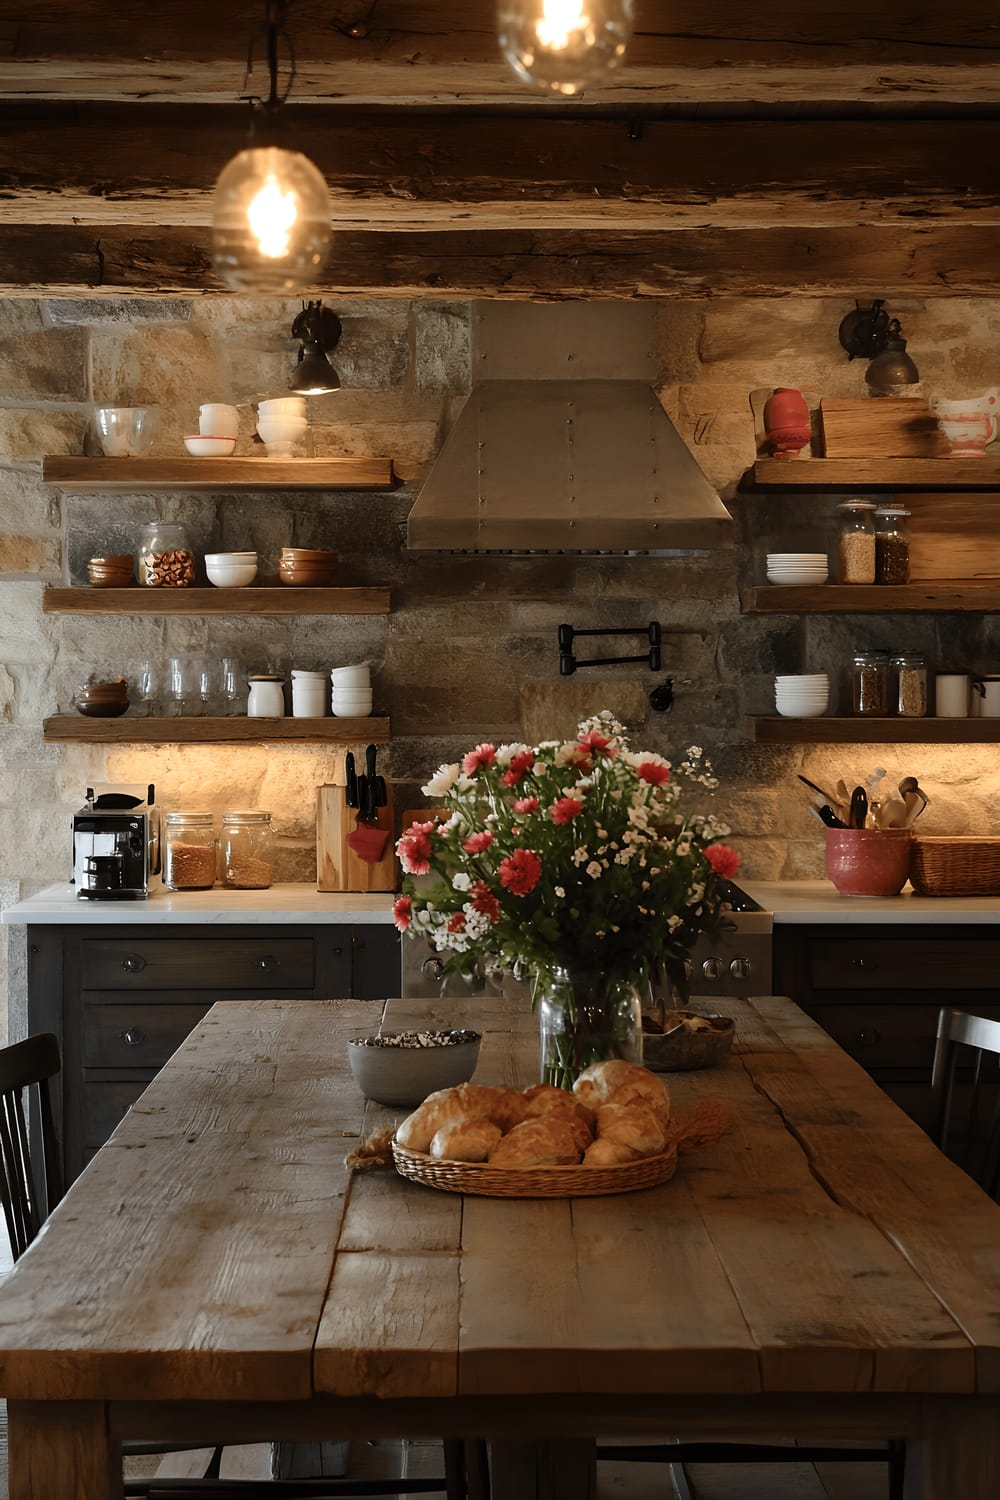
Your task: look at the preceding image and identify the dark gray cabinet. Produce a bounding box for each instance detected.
[773,924,1000,1134]
[26,921,400,1182]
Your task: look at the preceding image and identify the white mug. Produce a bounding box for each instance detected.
[973,676,1000,718]
[199,403,239,437]
[935,674,970,718]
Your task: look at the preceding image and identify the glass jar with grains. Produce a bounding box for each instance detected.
[836,500,877,584]
[874,506,911,585]
[220,811,273,890]
[163,811,217,891]
[892,652,928,718]
[851,650,889,716]
[136,521,195,588]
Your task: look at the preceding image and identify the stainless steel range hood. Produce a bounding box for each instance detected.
[407,378,734,552]
[406,303,733,554]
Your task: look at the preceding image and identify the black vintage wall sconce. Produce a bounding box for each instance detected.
[838,299,919,395]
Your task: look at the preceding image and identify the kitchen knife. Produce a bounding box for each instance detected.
[345,752,359,808]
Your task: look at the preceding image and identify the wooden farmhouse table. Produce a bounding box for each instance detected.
[0,993,999,1499]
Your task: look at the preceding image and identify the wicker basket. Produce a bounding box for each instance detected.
[910,836,1000,897]
[391,1140,679,1198]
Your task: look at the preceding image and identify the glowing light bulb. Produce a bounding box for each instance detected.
[212,146,331,294]
[497,0,633,95]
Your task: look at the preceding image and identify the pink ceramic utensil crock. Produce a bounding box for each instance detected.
[825,827,913,898]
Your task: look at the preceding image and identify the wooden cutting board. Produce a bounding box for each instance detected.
[316,783,396,892]
[820,397,946,458]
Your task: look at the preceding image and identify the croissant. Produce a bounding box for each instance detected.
[572,1059,652,1111]
[522,1085,595,1137]
[595,1101,668,1158]
[396,1082,525,1152]
[583,1136,642,1167]
[429,1118,503,1162]
[487,1117,582,1168]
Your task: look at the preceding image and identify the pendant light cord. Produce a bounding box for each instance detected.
[242,0,296,116]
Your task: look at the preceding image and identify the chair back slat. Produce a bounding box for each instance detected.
[0,1034,63,1261]
[931,1007,1000,1199]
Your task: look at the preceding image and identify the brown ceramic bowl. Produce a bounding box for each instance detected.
[279,566,336,588]
[88,554,135,587]
[74,680,130,717]
[280,547,337,562]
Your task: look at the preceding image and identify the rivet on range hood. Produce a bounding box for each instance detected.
[406,379,734,554]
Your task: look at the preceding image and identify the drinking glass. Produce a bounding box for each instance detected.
[193,655,218,716]
[220,657,244,717]
[166,657,198,717]
[135,660,161,717]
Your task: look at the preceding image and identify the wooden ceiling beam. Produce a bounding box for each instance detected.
[2,1,999,104]
[3,223,998,299]
[3,107,1000,231]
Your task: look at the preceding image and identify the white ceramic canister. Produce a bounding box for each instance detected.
[247,675,286,717]
[935,673,971,718]
[199,403,239,437]
[291,670,327,718]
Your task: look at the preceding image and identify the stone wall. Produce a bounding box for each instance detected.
[3,292,999,1035]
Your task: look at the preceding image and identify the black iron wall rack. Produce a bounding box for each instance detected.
[558,622,661,677]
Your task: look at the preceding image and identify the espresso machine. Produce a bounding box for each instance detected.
[72,784,160,900]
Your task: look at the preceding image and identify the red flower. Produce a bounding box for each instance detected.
[498,848,542,896]
[392,895,412,932]
[396,822,436,875]
[462,742,497,775]
[470,881,501,922]
[560,744,592,769]
[462,830,494,854]
[550,796,584,825]
[705,842,741,879]
[501,749,536,786]
[637,761,671,786]
[512,796,539,815]
[578,729,616,757]
[447,911,467,933]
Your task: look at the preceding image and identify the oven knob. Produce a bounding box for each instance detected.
[421,956,445,981]
[729,957,752,980]
[701,957,725,981]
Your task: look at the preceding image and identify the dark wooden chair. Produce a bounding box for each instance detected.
[0,1033,486,1500]
[931,1006,1000,1199]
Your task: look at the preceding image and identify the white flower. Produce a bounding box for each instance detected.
[554,885,566,898]
[452,873,471,892]
[667,914,683,931]
[586,861,603,879]
[421,762,460,798]
[572,846,590,865]
[495,742,530,766]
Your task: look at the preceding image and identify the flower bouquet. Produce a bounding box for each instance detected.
[394,711,740,1087]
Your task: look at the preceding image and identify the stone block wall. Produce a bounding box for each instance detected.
[2,292,999,1033]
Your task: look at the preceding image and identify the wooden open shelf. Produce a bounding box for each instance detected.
[747,717,1000,744]
[43,587,390,616]
[43,716,390,745]
[42,456,395,491]
[745,581,1000,613]
[751,458,1000,490]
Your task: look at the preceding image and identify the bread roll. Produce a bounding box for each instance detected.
[595,1101,668,1158]
[396,1082,525,1152]
[522,1085,595,1139]
[583,1136,642,1167]
[606,1072,671,1126]
[487,1118,582,1168]
[429,1118,502,1162]
[573,1059,652,1112]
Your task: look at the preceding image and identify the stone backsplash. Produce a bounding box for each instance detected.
[3,293,999,1032]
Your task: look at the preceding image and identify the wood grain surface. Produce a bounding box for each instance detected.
[43,587,391,616]
[42,715,390,745]
[41,457,395,491]
[746,582,1000,613]
[820,398,945,460]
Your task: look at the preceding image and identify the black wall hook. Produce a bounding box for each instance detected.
[558,622,660,677]
[649,679,674,712]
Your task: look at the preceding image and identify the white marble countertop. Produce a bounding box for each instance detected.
[1,882,396,925]
[741,879,1000,924]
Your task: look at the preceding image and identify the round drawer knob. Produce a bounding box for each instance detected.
[856,1028,880,1048]
[121,954,146,974]
[851,957,876,971]
[256,955,280,972]
[421,956,445,981]
[120,1027,144,1048]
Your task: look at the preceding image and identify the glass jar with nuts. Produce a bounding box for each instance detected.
[836,500,877,584]
[163,811,217,890]
[220,810,274,890]
[136,521,196,588]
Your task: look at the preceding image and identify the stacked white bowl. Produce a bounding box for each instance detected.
[290,669,328,718]
[331,664,373,718]
[257,396,308,458]
[766,552,829,585]
[205,551,258,588]
[775,673,829,718]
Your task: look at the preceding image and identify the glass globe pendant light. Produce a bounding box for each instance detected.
[212,1,331,294]
[497,0,634,96]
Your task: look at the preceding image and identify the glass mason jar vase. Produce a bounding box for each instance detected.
[136,521,195,588]
[163,811,216,891]
[220,810,274,890]
[536,966,643,1090]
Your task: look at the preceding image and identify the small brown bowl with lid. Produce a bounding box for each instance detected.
[87,554,135,587]
[73,677,130,717]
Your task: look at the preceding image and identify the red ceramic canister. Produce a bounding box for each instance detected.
[763,387,811,459]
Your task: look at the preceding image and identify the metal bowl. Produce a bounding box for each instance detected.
[348,1029,482,1108]
[642,1010,735,1072]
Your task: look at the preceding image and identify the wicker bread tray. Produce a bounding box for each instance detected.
[910,836,1000,897]
[392,1139,679,1198]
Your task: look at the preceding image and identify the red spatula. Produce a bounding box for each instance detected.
[346,744,390,863]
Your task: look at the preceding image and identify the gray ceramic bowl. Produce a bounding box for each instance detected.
[348,1029,482,1108]
[642,1010,735,1072]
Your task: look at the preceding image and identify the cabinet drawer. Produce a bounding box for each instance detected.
[809,1001,1000,1072]
[808,937,1000,992]
[81,938,315,991]
[84,1073,154,1148]
[84,1003,210,1068]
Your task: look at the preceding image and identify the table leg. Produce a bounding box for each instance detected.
[7,1400,122,1500]
[489,1439,596,1500]
[904,1400,1000,1500]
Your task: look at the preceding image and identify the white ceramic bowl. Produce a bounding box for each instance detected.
[332,690,374,706]
[348,1030,482,1107]
[259,397,307,417]
[206,551,257,563]
[206,560,257,588]
[767,572,829,585]
[95,406,156,457]
[185,435,236,457]
[330,668,371,688]
[332,700,373,718]
[257,417,308,438]
[776,674,828,684]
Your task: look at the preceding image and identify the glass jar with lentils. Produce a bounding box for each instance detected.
[892,651,928,717]
[836,500,877,584]
[874,506,911,585]
[851,650,889,716]
[220,810,274,890]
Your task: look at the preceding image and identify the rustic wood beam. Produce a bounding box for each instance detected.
[2,1,999,104]
[3,223,999,299]
[4,106,1000,231]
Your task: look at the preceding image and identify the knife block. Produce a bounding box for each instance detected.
[316,783,396,893]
